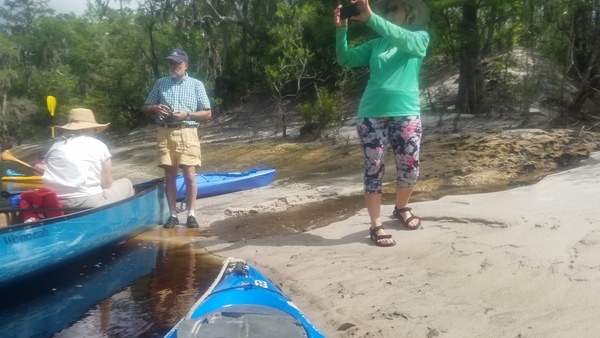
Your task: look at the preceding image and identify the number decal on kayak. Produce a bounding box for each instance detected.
[255,280,268,289]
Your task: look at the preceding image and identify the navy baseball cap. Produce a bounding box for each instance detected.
[166,48,188,63]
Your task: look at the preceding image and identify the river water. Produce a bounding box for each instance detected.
[0,228,223,338]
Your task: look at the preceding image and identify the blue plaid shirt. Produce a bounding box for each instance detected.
[145,74,211,126]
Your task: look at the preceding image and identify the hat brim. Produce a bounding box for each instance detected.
[55,122,110,133]
[166,56,188,63]
[372,0,430,30]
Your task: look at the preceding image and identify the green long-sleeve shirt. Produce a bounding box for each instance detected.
[336,13,430,117]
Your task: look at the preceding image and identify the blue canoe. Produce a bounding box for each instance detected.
[0,178,169,287]
[176,168,276,201]
[164,258,325,338]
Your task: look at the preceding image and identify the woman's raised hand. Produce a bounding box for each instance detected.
[334,4,348,28]
[352,0,373,23]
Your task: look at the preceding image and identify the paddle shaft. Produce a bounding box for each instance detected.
[1,150,44,175]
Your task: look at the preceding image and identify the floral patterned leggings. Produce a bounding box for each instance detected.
[356,116,422,194]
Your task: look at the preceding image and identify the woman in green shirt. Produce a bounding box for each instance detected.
[335,0,430,247]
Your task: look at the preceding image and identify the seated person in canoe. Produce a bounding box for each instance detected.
[42,108,133,208]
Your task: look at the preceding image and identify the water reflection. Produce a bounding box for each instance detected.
[0,228,221,338]
[146,229,218,333]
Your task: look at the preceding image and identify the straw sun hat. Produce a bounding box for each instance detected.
[372,0,430,30]
[55,108,110,133]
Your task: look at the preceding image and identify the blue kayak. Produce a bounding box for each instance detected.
[176,168,276,201]
[164,258,325,338]
[2,168,276,206]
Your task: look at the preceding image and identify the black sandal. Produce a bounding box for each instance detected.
[393,206,421,230]
[369,225,396,247]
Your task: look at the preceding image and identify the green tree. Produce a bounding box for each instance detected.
[265,3,315,138]
[1,0,597,144]
[298,85,339,141]
[0,0,54,95]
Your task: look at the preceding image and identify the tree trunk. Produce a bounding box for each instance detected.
[457,1,489,116]
[566,3,600,119]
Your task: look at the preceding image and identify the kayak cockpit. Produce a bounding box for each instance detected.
[176,304,309,338]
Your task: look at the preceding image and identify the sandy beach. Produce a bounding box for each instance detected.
[185,152,600,338]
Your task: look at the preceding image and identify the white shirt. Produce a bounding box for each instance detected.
[42,135,111,199]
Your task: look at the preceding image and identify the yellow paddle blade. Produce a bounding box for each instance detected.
[47,95,56,117]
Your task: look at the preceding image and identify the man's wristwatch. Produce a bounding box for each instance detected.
[186,111,190,120]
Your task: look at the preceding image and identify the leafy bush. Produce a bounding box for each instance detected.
[299,86,340,136]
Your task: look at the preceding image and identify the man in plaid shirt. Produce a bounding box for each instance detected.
[142,48,212,229]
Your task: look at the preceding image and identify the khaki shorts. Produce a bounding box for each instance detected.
[157,126,202,168]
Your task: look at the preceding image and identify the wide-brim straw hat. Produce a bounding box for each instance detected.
[372,0,430,30]
[55,108,110,133]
